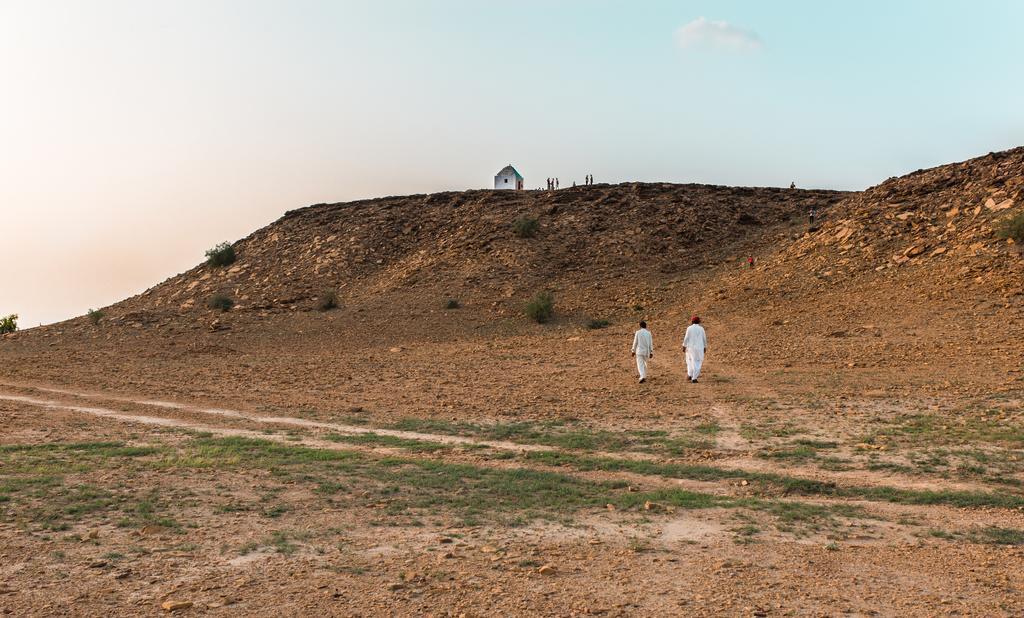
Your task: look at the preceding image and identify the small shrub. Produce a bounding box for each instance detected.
[996,212,1024,243]
[208,294,234,312]
[0,314,17,334]
[525,291,554,324]
[317,290,338,311]
[513,216,540,239]
[587,318,610,330]
[87,309,104,325]
[205,242,236,267]
[445,299,460,310]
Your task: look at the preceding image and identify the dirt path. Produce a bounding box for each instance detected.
[0,381,1010,497]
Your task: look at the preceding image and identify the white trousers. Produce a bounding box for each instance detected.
[636,354,650,380]
[686,349,704,380]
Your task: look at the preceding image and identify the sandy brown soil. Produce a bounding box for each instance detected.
[1,150,1023,615]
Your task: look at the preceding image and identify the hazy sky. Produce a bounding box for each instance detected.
[2,1,1023,327]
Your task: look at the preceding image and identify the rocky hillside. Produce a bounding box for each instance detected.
[100,183,845,324]
[778,148,1023,292]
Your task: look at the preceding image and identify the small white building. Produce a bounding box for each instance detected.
[494,165,524,191]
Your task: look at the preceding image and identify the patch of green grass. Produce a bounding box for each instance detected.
[694,422,722,436]
[383,418,711,455]
[278,530,309,553]
[263,504,290,518]
[927,526,1024,546]
[740,421,800,440]
[0,442,178,530]
[163,436,731,522]
[794,439,838,449]
[973,527,1024,545]
[760,445,819,462]
[324,432,450,453]
[862,413,1024,449]
[522,450,1024,510]
[0,441,162,458]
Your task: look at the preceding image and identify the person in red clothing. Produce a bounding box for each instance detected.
[747,256,755,270]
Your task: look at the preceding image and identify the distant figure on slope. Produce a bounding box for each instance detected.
[556,178,560,189]
[747,256,755,270]
[809,208,817,225]
[682,316,707,384]
[790,181,796,189]
[631,321,654,384]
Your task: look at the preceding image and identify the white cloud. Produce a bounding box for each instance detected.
[674,17,763,52]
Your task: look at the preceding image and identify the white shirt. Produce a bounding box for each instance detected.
[631,328,653,356]
[683,324,707,351]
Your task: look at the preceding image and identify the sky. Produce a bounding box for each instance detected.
[2,1,1023,327]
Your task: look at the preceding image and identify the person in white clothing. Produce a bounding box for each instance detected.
[682,316,707,384]
[631,321,654,384]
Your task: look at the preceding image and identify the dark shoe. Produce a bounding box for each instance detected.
[639,378,646,384]
[691,379,698,384]
[687,375,692,381]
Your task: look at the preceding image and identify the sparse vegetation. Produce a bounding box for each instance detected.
[87,309,104,325]
[587,318,610,329]
[205,242,236,267]
[0,314,16,334]
[513,216,540,239]
[317,289,338,311]
[208,294,234,312]
[445,299,461,310]
[525,291,555,323]
[996,211,1024,243]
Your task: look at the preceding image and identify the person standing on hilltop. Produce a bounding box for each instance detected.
[790,181,796,189]
[631,321,654,384]
[556,178,560,189]
[682,316,707,384]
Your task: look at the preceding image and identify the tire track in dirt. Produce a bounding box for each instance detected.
[1,383,553,453]
[0,382,1011,497]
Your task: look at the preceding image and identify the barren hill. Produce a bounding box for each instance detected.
[1,151,1021,409]
[113,182,845,325]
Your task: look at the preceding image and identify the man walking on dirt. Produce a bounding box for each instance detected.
[683,316,707,384]
[631,321,654,384]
